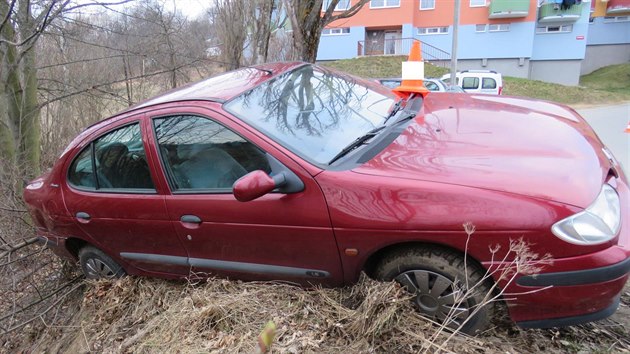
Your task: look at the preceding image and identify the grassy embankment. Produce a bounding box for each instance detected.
[323,57,630,106]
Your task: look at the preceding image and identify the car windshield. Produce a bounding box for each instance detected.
[224,65,397,166]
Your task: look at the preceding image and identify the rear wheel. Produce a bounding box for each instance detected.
[374,246,494,335]
[78,246,126,279]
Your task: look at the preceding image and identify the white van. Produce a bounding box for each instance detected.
[441,70,504,95]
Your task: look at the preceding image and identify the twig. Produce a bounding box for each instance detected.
[0,276,83,323]
[1,281,84,335]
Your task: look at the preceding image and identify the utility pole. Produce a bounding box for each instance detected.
[450,0,461,86]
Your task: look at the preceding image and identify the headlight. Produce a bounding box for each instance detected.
[551,184,621,245]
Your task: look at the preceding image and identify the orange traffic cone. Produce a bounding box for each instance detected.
[625,121,630,133]
[393,40,429,98]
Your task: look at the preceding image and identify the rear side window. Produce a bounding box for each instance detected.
[482,78,497,89]
[68,123,155,191]
[68,147,95,188]
[461,77,480,90]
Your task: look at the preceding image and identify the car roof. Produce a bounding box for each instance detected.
[131,62,307,110]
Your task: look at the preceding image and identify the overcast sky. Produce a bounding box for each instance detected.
[163,0,211,19]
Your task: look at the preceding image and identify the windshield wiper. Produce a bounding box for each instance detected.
[382,98,404,124]
[328,125,386,165]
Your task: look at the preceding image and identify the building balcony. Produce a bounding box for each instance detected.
[538,2,583,23]
[488,0,529,19]
[606,0,630,15]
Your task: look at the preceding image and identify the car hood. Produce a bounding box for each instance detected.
[352,94,611,208]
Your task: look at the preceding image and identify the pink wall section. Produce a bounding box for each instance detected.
[327,0,537,29]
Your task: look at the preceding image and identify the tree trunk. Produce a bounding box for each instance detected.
[17,44,41,180]
[14,1,41,180]
[285,0,369,62]
[0,1,42,182]
[0,0,19,177]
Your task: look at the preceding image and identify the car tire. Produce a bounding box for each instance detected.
[78,246,126,279]
[374,246,494,335]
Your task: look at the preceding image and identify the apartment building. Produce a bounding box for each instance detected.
[317,0,630,85]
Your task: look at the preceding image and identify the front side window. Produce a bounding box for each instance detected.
[461,77,480,90]
[225,65,396,166]
[153,115,270,191]
[470,0,486,7]
[424,81,440,91]
[68,123,155,191]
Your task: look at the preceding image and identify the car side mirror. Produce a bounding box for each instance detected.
[233,170,287,202]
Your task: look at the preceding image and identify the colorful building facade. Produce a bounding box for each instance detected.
[317,0,630,85]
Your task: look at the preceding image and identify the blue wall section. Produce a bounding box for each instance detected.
[317,26,365,60]
[402,23,414,40]
[454,22,535,59]
[412,30,453,55]
[531,4,590,60]
[587,17,630,45]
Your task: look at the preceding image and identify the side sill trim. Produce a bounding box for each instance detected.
[516,296,620,329]
[516,257,630,287]
[120,252,330,278]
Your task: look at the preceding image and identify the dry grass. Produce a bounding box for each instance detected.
[55,276,459,353]
[7,273,627,354]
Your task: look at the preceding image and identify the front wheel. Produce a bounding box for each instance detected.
[374,247,494,335]
[78,246,126,279]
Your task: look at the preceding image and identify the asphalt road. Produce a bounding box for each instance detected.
[577,103,630,177]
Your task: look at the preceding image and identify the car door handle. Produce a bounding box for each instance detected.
[76,212,91,220]
[180,215,202,224]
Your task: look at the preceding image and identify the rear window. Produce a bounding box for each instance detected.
[482,78,497,89]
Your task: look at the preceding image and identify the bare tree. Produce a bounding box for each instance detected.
[283,0,370,62]
[212,0,247,70]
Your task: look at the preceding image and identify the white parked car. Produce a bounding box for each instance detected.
[441,70,503,95]
[376,78,465,93]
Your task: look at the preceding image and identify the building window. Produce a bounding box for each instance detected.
[488,24,510,32]
[322,27,351,35]
[536,24,573,33]
[370,0,400,8]
[420,0,435,10]
[604,16,630,23]
[470,0,486,7]
[417,26,449,35]
[323,0,350,11]
[475,24,487,32]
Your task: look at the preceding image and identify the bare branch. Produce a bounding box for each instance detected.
[328,0,370,23]
[0,0,17,34]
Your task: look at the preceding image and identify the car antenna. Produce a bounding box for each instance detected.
[247,66,273,76]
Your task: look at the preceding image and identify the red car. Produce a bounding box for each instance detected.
[24,62,629,334]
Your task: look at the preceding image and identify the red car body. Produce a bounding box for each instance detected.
[24,62,629,329]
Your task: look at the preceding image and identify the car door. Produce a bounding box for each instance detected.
[148,108,344,286]
[62,116,191,276]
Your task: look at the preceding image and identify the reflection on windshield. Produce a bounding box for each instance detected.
[224,65,396,165]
